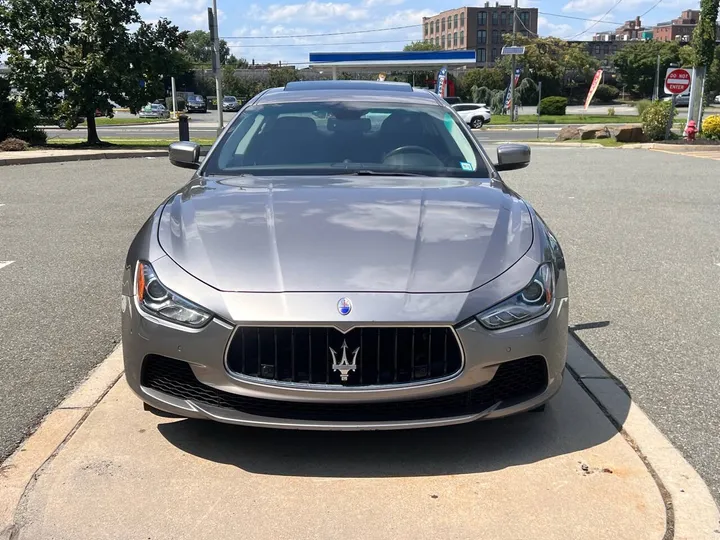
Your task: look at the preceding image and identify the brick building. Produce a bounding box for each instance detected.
[593,16,645,41]
[422,3,539,67]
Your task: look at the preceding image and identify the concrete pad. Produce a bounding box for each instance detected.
[11,375,667,540]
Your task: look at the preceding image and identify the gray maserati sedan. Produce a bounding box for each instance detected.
[121,80,569,430]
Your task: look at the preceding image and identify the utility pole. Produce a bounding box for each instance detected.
[509,0,518,122]
[652,54,660,101]
[209,2,224,137]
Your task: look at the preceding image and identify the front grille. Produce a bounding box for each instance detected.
[226,326,463,386]
[141,355,548,422]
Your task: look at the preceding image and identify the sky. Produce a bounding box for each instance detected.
[138,0,703,66]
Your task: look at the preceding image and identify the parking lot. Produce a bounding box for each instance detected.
[1,145,719,538]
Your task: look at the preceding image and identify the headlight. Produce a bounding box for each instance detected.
[135,261,212,328]
[477,263,555,330]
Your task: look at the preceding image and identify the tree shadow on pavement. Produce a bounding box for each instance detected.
[157,330,631,478]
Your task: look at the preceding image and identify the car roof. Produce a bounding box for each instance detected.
[254,80,445,106]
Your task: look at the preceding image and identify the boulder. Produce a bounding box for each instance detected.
[555,126,581,141]
[579,125,611,140]
[611,124,646,143]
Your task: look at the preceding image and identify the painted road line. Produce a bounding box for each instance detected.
[0,261,15,270]
[651,148,720,161]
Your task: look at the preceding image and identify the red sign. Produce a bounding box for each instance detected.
[664,68,691,95]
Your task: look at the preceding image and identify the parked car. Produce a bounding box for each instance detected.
[122,80,568,431]
[663,94,690,107]
[222,96,242,112]
[714,94,720,104]
[443,96,463,105]
[186,94,207,113]
[139,103,170,119]
[452,103,492,129]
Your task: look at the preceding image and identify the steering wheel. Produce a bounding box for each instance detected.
[384,145,437,160]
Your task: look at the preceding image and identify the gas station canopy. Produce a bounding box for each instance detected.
[308,50,477,79]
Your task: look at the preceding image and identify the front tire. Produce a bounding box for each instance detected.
[471,117,484,129]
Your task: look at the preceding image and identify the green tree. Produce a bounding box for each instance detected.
[227,54,249,69]
[403,41,443,52]
[495,36,599,97]
[612,40,681,98]
[460,68,506,98]
[184,30,230,66]
[269,67,299,88]
[4,0,188,145]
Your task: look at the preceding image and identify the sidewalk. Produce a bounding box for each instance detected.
[0,148,167,166]
[1,336,717,540]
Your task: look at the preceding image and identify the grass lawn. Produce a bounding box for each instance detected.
[491,114,641,125]
[45,137,215,148]
[85,117,178,126]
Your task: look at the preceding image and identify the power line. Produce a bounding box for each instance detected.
[515,12,539,36]
[227,39,413,48]
[565,0,626,40]
[219,24,419,40]
[639,0,664,19]
[539,12,623,26]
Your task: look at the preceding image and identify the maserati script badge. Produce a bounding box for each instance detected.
[329,340,360,382]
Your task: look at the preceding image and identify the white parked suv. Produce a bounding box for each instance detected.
[452,103,492,129]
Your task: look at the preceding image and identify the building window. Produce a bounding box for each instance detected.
[492,12,498,25]
[441,18,445,31]
[492,48,497,61]
[612,45,617,53]
[453,32,458,47]
[460,30,465,45]
[454,14,458,28]
[478,48,487,62]
[424,23,428,35]
[478,29,487,43]
[595,45,601,54]
[478,11,487,25]
[604,44,610,54]
[460,13,465,27]
[429,21,433,34]
[501,12,507,26]
[492,29,499,44]
[436,36,440,46]
[520,12,529,25]
[442,35,446,48]
[435,20,439,32]
[448,16,452,30]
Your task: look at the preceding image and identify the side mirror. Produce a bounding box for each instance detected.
[169,141,201,170]
[495,143,531,171]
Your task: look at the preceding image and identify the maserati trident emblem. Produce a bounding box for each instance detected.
[329,340,360,382]
[337,297,352,316]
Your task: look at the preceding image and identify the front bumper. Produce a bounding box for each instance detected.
[122,289,568,430]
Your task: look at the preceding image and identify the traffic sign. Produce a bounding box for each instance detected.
[502,46,526,55]
[664,68,691,95]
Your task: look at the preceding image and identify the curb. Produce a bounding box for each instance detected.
[566,333,720,540]
[0,150,168,167]
[1,337,718,539]
[0,346,125,539]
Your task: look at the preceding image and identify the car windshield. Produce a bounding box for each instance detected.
[203,100,489,178]
[224,97,235,102]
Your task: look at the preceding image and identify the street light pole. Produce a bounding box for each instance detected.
[212,0,224,137]
[509,0,518,122]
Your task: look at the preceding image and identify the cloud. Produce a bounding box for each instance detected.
[562,0,616,12]
[362,0,404,6]
[376,8,435,28]
[249,1,369,23]
[537,15,573,37]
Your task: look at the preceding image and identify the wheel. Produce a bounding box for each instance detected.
[471,117,484,129]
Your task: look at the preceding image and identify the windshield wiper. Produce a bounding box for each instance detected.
[345,170,424,177]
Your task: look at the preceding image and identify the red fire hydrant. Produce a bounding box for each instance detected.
[684,120,697,142]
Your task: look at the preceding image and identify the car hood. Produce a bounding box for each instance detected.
[157,175,533,293]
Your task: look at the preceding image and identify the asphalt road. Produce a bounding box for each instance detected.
[1,148,719,504]
[495,145,720,502]
[0,159,189,462]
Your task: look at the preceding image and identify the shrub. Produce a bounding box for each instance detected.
[538,96,567,116]
[607,107,616,117]
[16,128,48,146]
[0,137,30,151]
[640,100,676,141]
[702,114,720,139]
[594,84,620,103]
[635,99,652,116]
